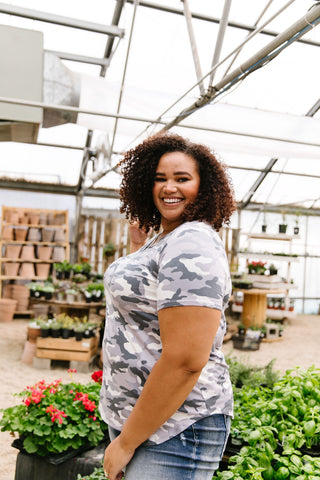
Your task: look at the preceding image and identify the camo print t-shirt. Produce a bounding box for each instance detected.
[99,221,233,444]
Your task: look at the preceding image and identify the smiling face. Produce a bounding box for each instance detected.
[152,151,201,233]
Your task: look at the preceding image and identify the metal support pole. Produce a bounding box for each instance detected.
[181,0,205,95]
[209,0,232,86]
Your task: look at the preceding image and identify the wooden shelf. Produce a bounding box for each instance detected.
[0,241,67,246]
[243,232,300,241]
[1,276,49,280]
[0,206,69,298]
[238,252,299,262]
[1,258,56,263]
[2,222,66,229]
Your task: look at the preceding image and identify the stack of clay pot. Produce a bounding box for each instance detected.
[3,284,29,312]
[19,244,36,278]
[4,244,21,276]
[0,298,17,322]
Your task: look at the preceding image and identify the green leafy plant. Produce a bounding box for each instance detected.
[0,376,108,457]
[77,466,105,480]
[103,242,116,258]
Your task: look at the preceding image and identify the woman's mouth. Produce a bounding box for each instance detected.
[162,197,183,205]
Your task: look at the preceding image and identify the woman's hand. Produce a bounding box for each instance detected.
[103,436,135,480]
[129,221,151,253]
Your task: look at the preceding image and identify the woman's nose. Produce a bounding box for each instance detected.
[163,180,177,192]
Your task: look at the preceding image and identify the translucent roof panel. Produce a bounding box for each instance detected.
[0,0,319,211]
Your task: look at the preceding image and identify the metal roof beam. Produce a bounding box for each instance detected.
[45,50,111,67]
[0,2,124,36]
[161,3,320,131]
[125,0,320,47]
[240,94,320,209]
[0,178,120,198]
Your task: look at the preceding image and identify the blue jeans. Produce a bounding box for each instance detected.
[108,414,231,480]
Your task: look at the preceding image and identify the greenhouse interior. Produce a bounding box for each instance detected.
[0,1,320,479]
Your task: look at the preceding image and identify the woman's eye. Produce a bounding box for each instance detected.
[177,177,188,182]
[154,177,165,182]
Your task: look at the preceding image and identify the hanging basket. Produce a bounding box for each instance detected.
[0,298,17,322]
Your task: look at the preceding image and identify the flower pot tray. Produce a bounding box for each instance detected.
[36,336,98,362]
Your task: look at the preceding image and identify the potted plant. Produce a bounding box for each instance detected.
[279,211,288,234]
[74,321,87,341]
[50,319,62,338]
[60,315,74,339]
[38,318,51,338]
[65,288,78,303]
[294,211,300,235]
[0,376,109,459]
[42,284,55,300]
[261,211,267,233]
[54,260,72,280]
[268,263,278,276]
[247,260,267,275]
[80,261,92,278]
[85,283,104,302]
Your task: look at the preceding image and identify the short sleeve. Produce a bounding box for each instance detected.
[157,224,229,312]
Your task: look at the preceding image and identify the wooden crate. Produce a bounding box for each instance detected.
[36,336,98,362]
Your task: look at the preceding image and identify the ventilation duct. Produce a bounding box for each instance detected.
[0,25,43,143]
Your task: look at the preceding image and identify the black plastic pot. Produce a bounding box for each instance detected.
[75,331,83,341]
[61,328,71,339]
[279,224,287,234]
[40,328,51,338]
[51,329,61,338]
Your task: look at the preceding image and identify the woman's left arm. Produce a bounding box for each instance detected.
[103,305,221,480]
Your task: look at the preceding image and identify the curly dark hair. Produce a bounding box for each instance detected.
[119,132,236,232]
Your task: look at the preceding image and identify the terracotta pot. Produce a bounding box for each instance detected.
[14,227,28,241]
[19,263,35,278]
[52,246,65,262]
[2,226,14,240]
[5,244,21,258]
[0,298,17,322]
[19,212,29,225]
[42,228,55,242]
[47,212,56,225]
[37,246,53,261]
[21,340,36,364]
[27,326,41,343]
[20,245,35,260]
[27,228,40,242]
[4,262,20,276]
[54,229,66,242]
[28,214,40,225]
[36,263,51,279]
[39,212,47,225]
[6,211,20,223]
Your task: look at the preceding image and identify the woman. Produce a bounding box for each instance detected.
[99,132,236,480]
